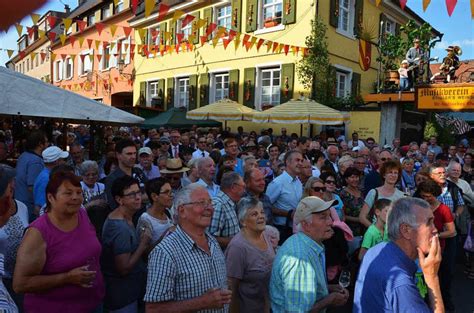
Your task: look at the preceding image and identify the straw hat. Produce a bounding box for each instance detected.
[160,158,190,174]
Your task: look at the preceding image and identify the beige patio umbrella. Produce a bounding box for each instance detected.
[252,99,350,125]
[186,98,257,122]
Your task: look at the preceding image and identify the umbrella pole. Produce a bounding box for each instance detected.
[300,124,303,137]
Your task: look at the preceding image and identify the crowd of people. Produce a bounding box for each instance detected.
[0,122,472,312]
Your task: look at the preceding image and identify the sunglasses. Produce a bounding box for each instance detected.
[324,180,336,185]
[312,186,326,192]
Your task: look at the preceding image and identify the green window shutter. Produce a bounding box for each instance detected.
[189,74,198,110]
[379,13,387,38]
[229,69,239,102]
[354,0,364,38]
[166,77,174,110]
[231,0,242,32]
[246,0,258,33]
[282,0,296,25]
[243,68,256,108]
[191,11,200,44]
[199,73,209,107]
[203,7,213,39]
[159,22,167,46]
[169,21,176,46]
[139,81,146,106]
[351,72,361,96]
[280,63,295,104]
[329,0,339,28]
[395,23,401,36]
[156,79,165,109]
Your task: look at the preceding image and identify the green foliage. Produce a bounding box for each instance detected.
[424,118,455,145]
[297,18,336,105]
[378,20,437,72]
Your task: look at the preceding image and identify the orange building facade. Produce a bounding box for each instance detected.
[51,0,135,107]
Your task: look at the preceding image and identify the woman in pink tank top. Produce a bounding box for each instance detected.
[13,171,104,312]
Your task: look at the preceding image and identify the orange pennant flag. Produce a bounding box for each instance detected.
[63,18,73,32]
[15,24,23,37]
[422,0,431,11]
[95,22,106,35]
[291,45,298,56]
[375,0,382,6]
[69,35,76,47]
[95,40,101,51]
[40,52,46,61]
[30,13,41,24]
[256,38,265,51]
[59,34,67,46]
[182,14,195,28]
[60,54,67,61]
[109,24,118,37]
[234,33,241,51]
[277,43,284,53]
[212,36,219,47]
[123,26,133,37]
[31,52,37,61]
[248,36,257,50]
[51,53,57,62]
[172,10,185,22]
[145,0,155,18]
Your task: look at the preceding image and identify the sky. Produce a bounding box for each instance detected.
[0,0,473,68]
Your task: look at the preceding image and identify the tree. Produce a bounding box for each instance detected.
[297,17,335,105]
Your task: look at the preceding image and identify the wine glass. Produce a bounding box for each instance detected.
[339,270,351,289]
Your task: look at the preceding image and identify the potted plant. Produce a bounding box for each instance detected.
[264,17,279,28]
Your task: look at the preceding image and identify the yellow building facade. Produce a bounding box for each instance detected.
[130,0,426,135]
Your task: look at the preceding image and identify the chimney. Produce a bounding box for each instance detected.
[65,4,71,14]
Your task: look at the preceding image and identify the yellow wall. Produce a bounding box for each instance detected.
[348,111,381,142]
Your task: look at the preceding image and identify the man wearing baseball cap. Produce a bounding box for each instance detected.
[136,147,160,180]
[0,166,21,311]
[33,146,69,218]
[270,196,349,312]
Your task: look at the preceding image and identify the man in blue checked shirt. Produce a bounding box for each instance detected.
[270,196,349,313]
[145,183,231,312]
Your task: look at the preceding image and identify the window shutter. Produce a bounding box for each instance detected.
[203,7,213,41]
[243,67,256,108]
[280,63,295,104]
[395,23,401,36]
[329,0,339,28]
[166,77,174,110]
[156,79,165,109]
[99,45,104,70]
[354,0,364,38]
[124,36,131,64]
[189,74,198,110]
[231,0,242,32]
[282,0,296,25]
[228,69,239,102]
[139,81,146,106]
[246,0,258,33]
[199,73,209,106]
[169,21,176,46]
[351,72,361,96]
[191,11,200,45]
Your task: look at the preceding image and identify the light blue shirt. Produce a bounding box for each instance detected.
[270,232,328,313]
[33,167,50,208]
[196,178,221,199]
[265,171,302,226]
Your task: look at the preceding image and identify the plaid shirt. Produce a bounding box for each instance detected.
[144,226,228,313]
[208,191,240,238]
[438,183,464,212]
[270,232,329,313]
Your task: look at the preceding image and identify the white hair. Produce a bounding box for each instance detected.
[387,198,430,241]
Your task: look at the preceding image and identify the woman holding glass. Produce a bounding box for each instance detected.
[14,171,104,312]
[225,197,275,313]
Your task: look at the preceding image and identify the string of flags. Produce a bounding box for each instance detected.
[1,3,308,61]
[375,0,474,18]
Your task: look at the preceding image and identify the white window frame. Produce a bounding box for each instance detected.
[54,59,64,82]
[384,16,396,35]
[334,64,353,98]
[64,57,73,80]
[211,72,230,102]
[100,44,112,71]
[78,49,94,76]
[116,36,131,66]
[258,67,281,109]
[216,5,232,32]
[101,6,111,20]
[260,0,283,28]
[177,18,193,43]
[146,79,162,106]
[115,0,124,13]
[337,0,355,38]
[87,14,95,26]
[175,77,190,108]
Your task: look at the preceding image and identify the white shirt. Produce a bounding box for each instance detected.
[348,140,366,149]
[192,149,209,160]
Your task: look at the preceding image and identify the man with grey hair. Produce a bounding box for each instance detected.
[209,172,245,249]
[354,197,444,313]
[270,196,348,312]
[324,145,339,173]
[196,157,220,198]
[145,183,231,312]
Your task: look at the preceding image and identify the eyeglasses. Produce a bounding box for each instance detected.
[198,141,207,144]
[233,183,246,188]
[122,190,141,198]
[312,186,326,192]
[325,180,336,185]
[380,158,389,161]
[182,199,213,208]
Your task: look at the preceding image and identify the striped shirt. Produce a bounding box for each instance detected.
[270,232,328,313]
[209,191,240,238]
[144,226,228,313]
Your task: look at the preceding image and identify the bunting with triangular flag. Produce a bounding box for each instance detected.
[30,13,41,25]
[145,0,155,18]
[14,24,23,37]
[47,16,58,28]
[95,22,106,36]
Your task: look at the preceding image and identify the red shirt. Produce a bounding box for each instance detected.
[433,203,454,250]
